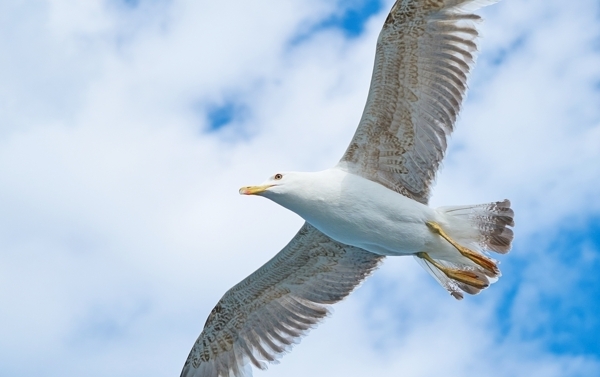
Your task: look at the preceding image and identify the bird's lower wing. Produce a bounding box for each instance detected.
[180,223,384,377]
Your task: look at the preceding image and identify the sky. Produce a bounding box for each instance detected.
[0,0,599,376]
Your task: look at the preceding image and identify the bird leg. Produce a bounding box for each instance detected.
[426,221,499,276]
[416,252,489,289]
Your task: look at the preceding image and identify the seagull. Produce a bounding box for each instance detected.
[180,0,514,376]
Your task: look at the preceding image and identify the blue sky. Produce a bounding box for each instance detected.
[1,0,600,376]
[300,0,384,38]
[503,218,600,357]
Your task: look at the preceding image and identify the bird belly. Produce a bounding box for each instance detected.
[298,175,439,256]
[308,209,431,256]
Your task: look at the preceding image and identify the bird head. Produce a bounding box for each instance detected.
[239,172,292,197]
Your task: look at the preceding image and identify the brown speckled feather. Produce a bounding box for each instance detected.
[180,223,383,377]
[339,0,494,204]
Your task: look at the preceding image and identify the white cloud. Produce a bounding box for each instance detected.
[0,0,599,376]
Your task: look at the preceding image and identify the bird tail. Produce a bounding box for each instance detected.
[414,199,514,300]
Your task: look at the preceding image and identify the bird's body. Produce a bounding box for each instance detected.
[180,1,515,376]
[262,167,458,259]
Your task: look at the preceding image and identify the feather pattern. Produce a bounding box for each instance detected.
[438,199,515,254]
[339,0,493,204]
[180,223,384,377]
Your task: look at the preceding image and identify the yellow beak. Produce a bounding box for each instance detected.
[239,184,273,195]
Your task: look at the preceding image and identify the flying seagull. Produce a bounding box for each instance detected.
[180,0,514,376]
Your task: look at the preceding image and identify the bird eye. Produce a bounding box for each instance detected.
[274,173,283,180]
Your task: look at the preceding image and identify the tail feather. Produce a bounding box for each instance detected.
[417,199,514,299]
[439,199,515,254]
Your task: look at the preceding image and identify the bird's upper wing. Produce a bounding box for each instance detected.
[339,0,497,204]
[180,223,384,377]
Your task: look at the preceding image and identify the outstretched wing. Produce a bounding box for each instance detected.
[180,223,383,377]
[339,0,497,204]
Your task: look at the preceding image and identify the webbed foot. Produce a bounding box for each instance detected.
[416,252,489,290]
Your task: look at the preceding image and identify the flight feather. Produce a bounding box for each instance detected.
[180,223,383,377]
[340,0,494,204]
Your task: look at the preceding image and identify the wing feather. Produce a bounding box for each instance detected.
[339,0,495,203]
[180,223,383,377]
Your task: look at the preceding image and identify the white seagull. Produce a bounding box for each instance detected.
[181,0,514,376]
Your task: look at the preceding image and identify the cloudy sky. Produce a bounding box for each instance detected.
[1,0,599,376]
